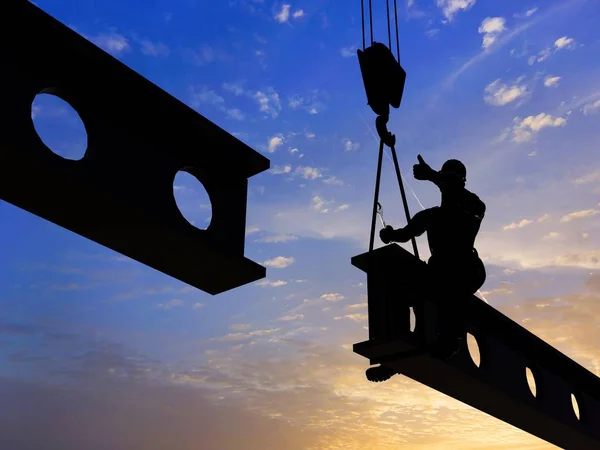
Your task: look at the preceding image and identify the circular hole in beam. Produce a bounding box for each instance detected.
[466,333,481,367]
[409,307,416,332]
[31,92,88,160]
[571,393,581,420]
[525,367,537,398]
[173,171,212,229]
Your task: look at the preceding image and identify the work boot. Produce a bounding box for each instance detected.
[366,365,397,382]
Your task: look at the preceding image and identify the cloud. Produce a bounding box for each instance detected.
[583,99,600,115]
[269,164,292,175]
[344,139,360,151]
[560,209,600,223]
[253,88,281,118]
[193,302,205,309]
[287,90,328,115]
[503,219,533,231]
[292,9,304,19]
[256,234,298,243]
[311,195,331,213]
[156,299,184,310]
[256,279,288,288]
[189,86,246,120]
[246,226,260,235]
[436,0,476,21]
[510,113,567,143]
[277,314,304,321]
[274,4,291,23]
[544,75,561,87]
[222,81,246,96]
[89,31,130,54]
[555,36,575,50]
[138,39,170,57]
[320,293,345,302]
[323,176,343,186]
[267,135,284,153]
[262,256,295,268]
[341,46,357,58]
[296,166,322,180]
[542,232,560,240]
[478,17,506,50]
[483,78,528,106]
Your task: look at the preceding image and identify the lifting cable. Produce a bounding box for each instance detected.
[359,0,419,259]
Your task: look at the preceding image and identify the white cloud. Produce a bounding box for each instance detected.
[139,40,169,57]
[560,209,599,223]
[528,47,551,65]
[335,204,349,212]
[226,108,245,120]
[256,279,288,288]
[525,7,538,17]
[90,31,130,54]
[262,256,295,268]
[542,232,560,240]
[344,139,360,151]
[311,195,332,213]
[192,302,205,309]
[269,164,292,175]
[156,299,184,310]
[277,314,304,321]
[190,86,225,107]
[253,88,281,118]
[323,176,343,186]
[274,4,291,23]
[478,17,506,50]
[555,36,575,50]
[583,99,600,116]
[257,234,298,243]
[503,219,533,231]
[436,0,476,22]
[511,113,567,143]
[292,9,304,19]
[341,46,356,58]
[246,226,260,235]
[425,28,440,38]
[484,78,528,106]
[320,293,345,302]
[222,81,246,96]
[296,166,322,180]
[544,75,561,87]
[267,135,284,153]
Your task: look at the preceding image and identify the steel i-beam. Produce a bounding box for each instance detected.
[0,1,270,295]
[352,244,600,449]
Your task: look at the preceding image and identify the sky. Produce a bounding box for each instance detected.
[2,0,600,448]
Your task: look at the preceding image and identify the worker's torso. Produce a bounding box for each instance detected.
[425,199,482,260]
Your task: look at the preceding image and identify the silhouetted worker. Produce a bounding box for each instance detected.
[366,155,486,383]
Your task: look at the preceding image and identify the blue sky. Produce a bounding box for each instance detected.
[2,0,600,448]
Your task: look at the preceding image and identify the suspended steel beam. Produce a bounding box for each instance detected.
[0,1,270,295]
[352,244,600,450]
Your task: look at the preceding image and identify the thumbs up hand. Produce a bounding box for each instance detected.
[413,154,434,181]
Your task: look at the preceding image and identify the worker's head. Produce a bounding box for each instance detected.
[439,159,466,187]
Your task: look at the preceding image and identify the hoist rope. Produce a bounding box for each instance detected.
[359,1,419,259]
[393,0,400,60]
[386,0,392,50]
[369,0,374,45]
[361,0,366,50]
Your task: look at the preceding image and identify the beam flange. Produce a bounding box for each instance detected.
[0,1,270,295]
[352,244,600,450]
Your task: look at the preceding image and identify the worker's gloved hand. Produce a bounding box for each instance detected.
[413,154,435,181]
[380,225,395,244]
